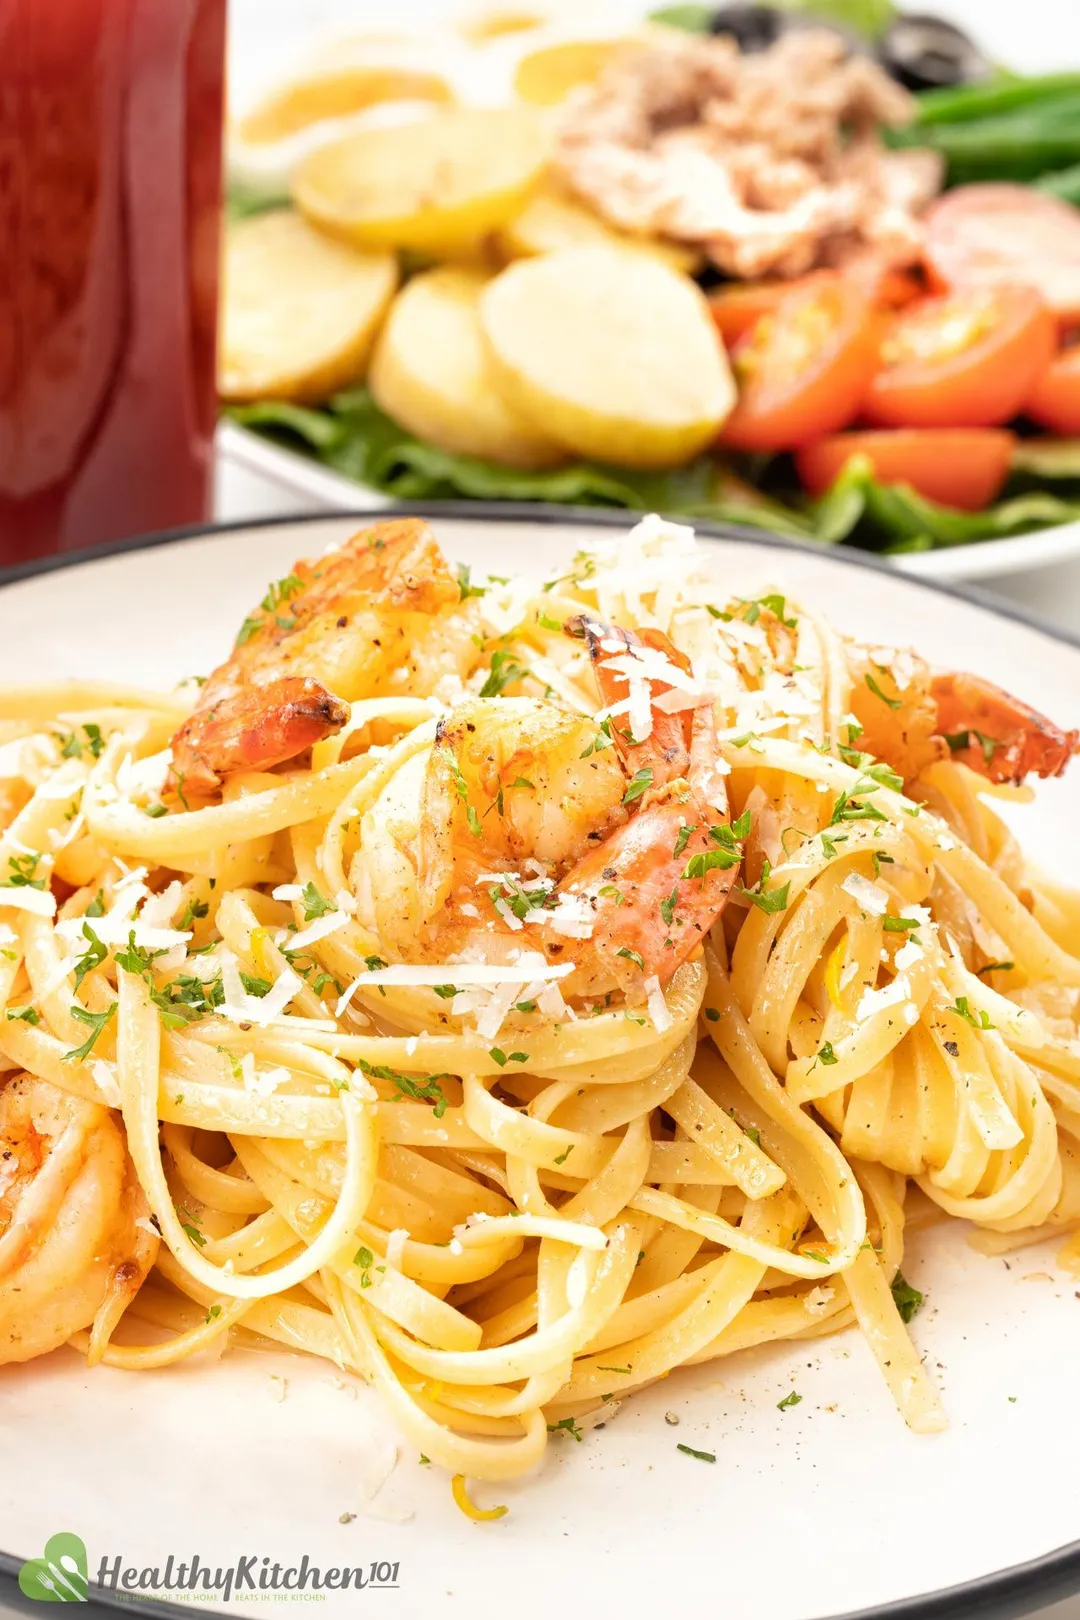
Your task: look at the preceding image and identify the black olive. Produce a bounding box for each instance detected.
[876,13,993,90]
[707,5,792,49]
[706,4,862,56]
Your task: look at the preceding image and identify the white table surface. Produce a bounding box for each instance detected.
[208,5,1080,1616]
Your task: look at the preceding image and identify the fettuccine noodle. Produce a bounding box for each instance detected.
[2,514,1079,1501]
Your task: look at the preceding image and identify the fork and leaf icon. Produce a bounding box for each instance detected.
[18,1532,89,1603]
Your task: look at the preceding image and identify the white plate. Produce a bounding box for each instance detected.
[218,420,1080,588]
[2,512,1080,1620]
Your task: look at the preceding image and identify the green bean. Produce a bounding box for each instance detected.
[914,73,1080,125]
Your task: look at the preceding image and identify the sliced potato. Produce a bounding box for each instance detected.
[513,38,623,104]
[480,246,735,467]
[293,107,550,257]
[497,183,703,275]
[219,210,398,403]
[370,266,565,468]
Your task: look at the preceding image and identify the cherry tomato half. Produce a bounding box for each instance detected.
[924,184,1080,322]
[720,274,881,453]
[864,285,1055,428]
[1026,342,1080,435]
[708,262,920,347]
[796,428,1016,512]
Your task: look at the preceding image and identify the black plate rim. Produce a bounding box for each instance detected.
[1,501,1077,1620]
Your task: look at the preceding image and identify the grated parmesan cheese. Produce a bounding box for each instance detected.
[644,975,672,1033]
[288,911,349,953]
[855,974,911,1024]
[841,874,890,916]
[0,888,55,917]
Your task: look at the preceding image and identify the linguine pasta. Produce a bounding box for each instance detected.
[1,515,1079,1501]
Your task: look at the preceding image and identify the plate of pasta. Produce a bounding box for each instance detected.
[1,508,1079,1620]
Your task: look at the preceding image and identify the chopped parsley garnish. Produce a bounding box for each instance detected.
[515,999,537,1014]
[86,891,106,918]
[817,1041,838,1065]
[977,961,1013,978]
[204,1304,222,1324]
[736,593,796,629]
[5,1005,39,1024]
[820,834,841,859]
[73,922,107,991]
[553,1145,574,1166]
[455,562,486,601]
[945,996,993,1030]
[547,1417,583,1442]
[433,984,458,999]
[737,860,790,915]
[596,1364,631,1375]
[63,1002,117,1062]
[179,898,209,930]
[480,650,531,699]
[660,889,679,927]
[616,946,645,969]
[2,852,45,890]
[890,1271,924,1323]
[357,1059,449,1118]
[777,1391,802,1411]
[622,766,654,805]
[178,1206,207,1248]
[353,1245,375,1287]
[143,803,169,818]
[828,786,887,827]
[943,728,999,768]
[261,573,304,614]
[598,884,624,905]
[883,915,920,932]
[300,882,335,921]
[580,719,613,759]
[236,616,262,647]
[704,1008,720,1022]
[676,1443,716,1462]
[364,955,388,972]
[864,672,901,710]
[684,847,740,882]
[673,825,695,858]
[58,723,106,761]
[536,611,563,633]
[871,852,895,878]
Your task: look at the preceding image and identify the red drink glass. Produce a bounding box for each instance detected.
[0,0,226,564]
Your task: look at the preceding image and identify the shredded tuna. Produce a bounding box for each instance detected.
[555,29,942,280]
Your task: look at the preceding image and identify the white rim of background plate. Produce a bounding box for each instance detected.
[217,420,1080,586]
[1,508,1078,1620]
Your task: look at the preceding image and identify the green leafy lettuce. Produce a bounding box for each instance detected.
[229,390,1080,555]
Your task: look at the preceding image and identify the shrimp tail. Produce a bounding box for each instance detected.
[169,677,349,801]
[929,672,1080,786]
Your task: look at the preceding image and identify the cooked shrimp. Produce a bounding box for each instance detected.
[928,671,1080,785]
[0,1074,155,1366]
[848,645,1079,787]
[356,618,740,999]
[169,518,483,801]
